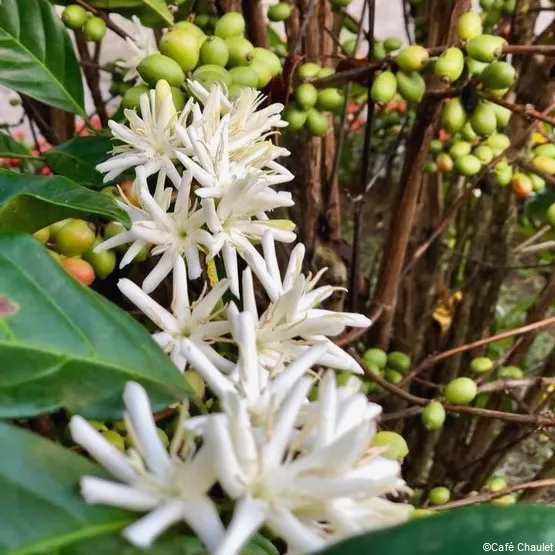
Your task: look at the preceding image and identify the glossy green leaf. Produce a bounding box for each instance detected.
[45,136,114,188]
[0,232,189,418]
[0,132,30,156]
[0,0,85,115]
[320,505,555,555]
[87,0,173,27]
[0,423,132,555]
[0,169,129,232]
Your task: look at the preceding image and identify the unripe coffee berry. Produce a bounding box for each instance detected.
[428,486,451,505]
[444,377,477,405]
[83,16,107,42]
[56,219,95,256]
[371,431,409,460]
[421,400,446,430]
[62,5,88,29]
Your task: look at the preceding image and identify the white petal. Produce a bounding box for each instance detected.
[123,382,171,479]
[214,496,268,555]
[142,249,175,293]
[182,495,225,551]
[266,508,325,552]
[80,476,160,511]
[69,416,137,483]
[123,499,184,547]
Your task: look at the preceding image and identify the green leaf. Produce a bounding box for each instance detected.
[0,131,30,156]
[0,169,129,233]
[45,136,114,189]
[0,0,85,115]
[320,505,555,555]
[0,232,189,419]
[0,423,132,555]
[87,0,174,27]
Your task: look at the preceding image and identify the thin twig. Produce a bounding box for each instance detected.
[431,478,555,510]
[290,0,319,55]
[484,95,555,127]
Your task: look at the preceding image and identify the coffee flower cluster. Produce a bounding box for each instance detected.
[71,80,411,554]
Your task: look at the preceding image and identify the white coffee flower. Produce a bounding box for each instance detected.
[70,382,224,550]
[96,166,212,293]
[206,373,408,555]
[242,232,371,372]
[97,82,189,182]
[118,256,232,372]
[116,16,158,83]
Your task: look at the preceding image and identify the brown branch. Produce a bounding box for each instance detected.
[73,0,130,40]
[431,479,555,511]
[290,0,319,55]
[485,95,555,127]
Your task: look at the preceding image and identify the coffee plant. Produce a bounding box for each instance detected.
[0,0,555,553]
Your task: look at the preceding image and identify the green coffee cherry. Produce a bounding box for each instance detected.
[470,103,497,136]
[305,108,329,136]
[434,47,465,82]
[199,35,229,67]
[138,53,185,87]
[466,58,489,77]
[490,102,511,129]
[184,369,206,398]
[122,85,150,110]
[429,139,444,153]
[159,29,201,72]
[268,2,292,22]
[530,173,546,192]
[225,36,254,67]
[491,494,516,506]
[371,71,398,104]
[283,103,308,131]
[441,98,467,133]
[83,16,107,42]
[444,377,477,405]
[194,14,210,29]
[421,401,446,430]
[363,348,387,370]
[470,356,493,374]
[534,144,555,158]
[62,4,88,29]
[373,41,387,61]
[436,153,454,172]
[411,509,436,519]
[487,476,508,492]
[480,61,516,90]
[547,203,555,227]
[396,70,426,103]
[56,219,95,257]
[316,88,344,113]
[102,429,125,451]
[396,45,429,72]
[428,486,451,505]
[252,48,281,77]
[191,64,232,90]
[229,66,258,88]
[174,21,206,43]
[534,155,555,175]
[298,62,321,80]
[485,132,511,153]
[214,12,246,38]
[387,351,411,373]
[425,161,438,173]
[170,87,186,112]
[473,144,494,164]
[331,0,353,7]
[83,239,117,279]
[457,11,483,40]
[455,154,482,176]
[33,226,50,244]
[295,83,318,110]
[371,431,409,460]
[498,365,523,379]
[316,67,335,79]
[466,34,507,63]
[384,369,404,384]
[342,16,359,33]
[250,61,273,88]
[449,141,472,158]
[383,36,402,52]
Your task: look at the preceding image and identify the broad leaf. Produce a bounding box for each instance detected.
[0,169,129,232]
[320,505,555,555]
[45,136,114,188]
[0,132,29,156]
[87,0,173,27]
[0,232,188,418]
[0,0,85,115]
[0,423,132,555]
